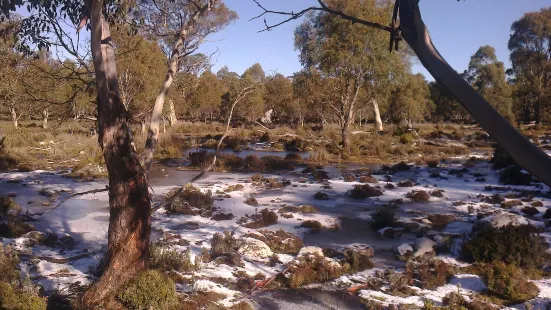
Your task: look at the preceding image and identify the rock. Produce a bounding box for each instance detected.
[397,243,414,256]
[543,208,551,219]
[414,238,436,257]
[297,246,324,257]
[521,207,539,216]
[314,192,329,200]
[299,205,319,213]
[359,175,378,184]
[299,220,324,231]
[245,197,258,206]
[384,183,395,189]
[343,174,356,182]
[379,227,403,239]
[501,200,523,209]
[430,190,444,198]
[238,237,274,259]
[397,180,414,187]
[407,190,430,202]
[483,194,505,204]
[211,213,234,221]
[349,184,383,199]
[427,214,456,229]
[278,206,300,213]
[474,212,529,230]
[0,196,21,216]
[343,246,374,271]
[532,201,544,207]
[342,244,374,258]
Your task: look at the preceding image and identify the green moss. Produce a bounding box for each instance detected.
[0,282,47,310]
[118,270,178,310]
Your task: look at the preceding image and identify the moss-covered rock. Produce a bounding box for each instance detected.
[407,190,430,202]
[299,220,324,231]
[299,205,319,213]
[481,262,539,304]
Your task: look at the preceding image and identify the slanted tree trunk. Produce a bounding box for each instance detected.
[372,100,384,132]
[10,107,17,128]
[168,100,177,126]
[82,1,151,307]
[142,1,216,178]
[399,0,551,187]
[42,109,49,129]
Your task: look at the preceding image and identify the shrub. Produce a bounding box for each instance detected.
[481,262,539,304]
[405,259,454,290]
[370,208,397,230]
[150,242,199,272]
[287,254,344,288]
[244,209,278,229]
[499,166,532,185]
[261,156,295,171]
[462,225,549,271]
[0,217,34,238]
[313,192,329,200]
[349,184,383,199]
[407,190,430,202]
[399,133,414,145]
[118,270,178,310]
[244,155,264,171]
[188,150,214,167]
[491,145,516,169]
[0,282,47,310]
[244,197,258,206]
[211,231,239,255]
[165,186,214,217]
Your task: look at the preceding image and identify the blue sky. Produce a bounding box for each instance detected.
[198,0,551,80]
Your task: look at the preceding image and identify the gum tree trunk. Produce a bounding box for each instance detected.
[372,99,383,132]
[168,99,177,126]
[399,0,551,187]
[82,0,151,307]
[142,1,216,177]
[42,109,48,129]
[10,107,17,128]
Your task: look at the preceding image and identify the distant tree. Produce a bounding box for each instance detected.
[429,81,469,123]
[508,7,551,125]
[292,68,328,127]
[264,73,294,124]
[387,73,433,123]
[242,62,266,82]
[295,0,405,154]
[236,64,265,121]
[188,70,223,121]
[464,45,513,121]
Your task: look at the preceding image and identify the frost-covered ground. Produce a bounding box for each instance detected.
[1,153,551,309]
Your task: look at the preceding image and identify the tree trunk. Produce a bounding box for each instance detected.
[535,100,541,124]
[162,117,167,133]
[168,99,177,126]
[372,100,384,132]
[141,120,147,135]
[42,109,48,129]
[142,1,215,178]
[399,0,551,187]
[10,107,17,128]
[82,1,151,307]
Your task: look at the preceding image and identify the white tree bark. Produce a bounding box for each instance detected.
[42,109,49,129]
[372,100,384,132]
[162,117,167,133]
[168,100,177,126]
[10,107,17,128]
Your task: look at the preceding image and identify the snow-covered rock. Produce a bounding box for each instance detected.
[414,238,436,257]
[237,237,273,259]
[397,243,414,256]
[475,212,529,230]
[297,246,324,257]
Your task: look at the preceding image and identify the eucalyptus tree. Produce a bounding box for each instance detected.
[294,0,406,154]
[508,7,551,125]
[464,45,513,121]
[139,0,237,176]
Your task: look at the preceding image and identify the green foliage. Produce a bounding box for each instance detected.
[0,282,47,310]
[150,242,200,272]
[462,225,549,271]
[481,262,539,304]
[118,270,178,310]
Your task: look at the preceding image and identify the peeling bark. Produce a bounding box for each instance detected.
[82,1,151,307]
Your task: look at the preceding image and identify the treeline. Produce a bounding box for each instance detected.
[0,4,549,135]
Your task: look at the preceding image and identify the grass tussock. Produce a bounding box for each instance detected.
[165,185,214,217]
[118,269,178,310]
